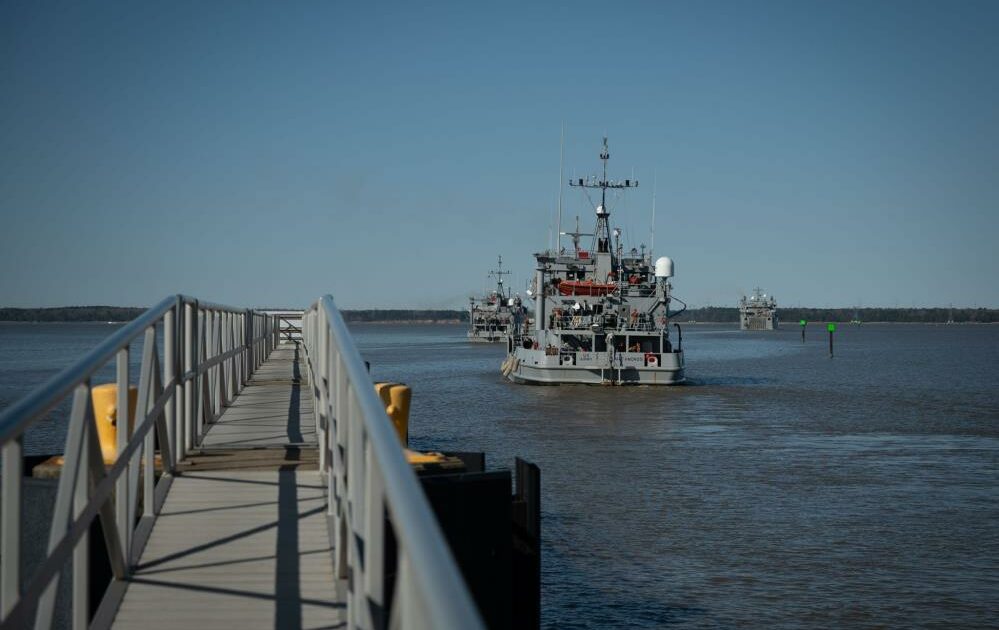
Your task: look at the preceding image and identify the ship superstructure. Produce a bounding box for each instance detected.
[468,256,528,342]
[501,138,686,385]
[739,288,778,330]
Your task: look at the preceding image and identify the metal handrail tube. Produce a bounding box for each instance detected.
[306,295,484,629]
[176,296,248,314]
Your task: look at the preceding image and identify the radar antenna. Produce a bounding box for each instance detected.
[569,137,638,253]
[488,255,512,298]
[559,215,594,256]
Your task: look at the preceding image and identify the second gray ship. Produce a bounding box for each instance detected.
[468,256,527,342]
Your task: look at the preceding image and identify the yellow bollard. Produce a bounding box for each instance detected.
[373,382,411,446]
[91,384,138,464]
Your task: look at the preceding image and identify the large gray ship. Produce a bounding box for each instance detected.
[501,138,686,385]
[739,288,778,330]
[468,256,525,342]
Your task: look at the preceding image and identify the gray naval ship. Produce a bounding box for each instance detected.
[501,138,687,385]
[739,288,778,330]
[468,256,525,342]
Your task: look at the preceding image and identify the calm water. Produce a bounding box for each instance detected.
[2,322,998,627]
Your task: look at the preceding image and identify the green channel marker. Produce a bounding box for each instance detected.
[827,323,836,332]
[799,319,806,326]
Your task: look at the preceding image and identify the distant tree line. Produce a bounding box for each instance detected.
[3,306,996,324]
[341,309,468,323]
[0,306,470,323]
[0,306,145,322]
[678,307,999,324]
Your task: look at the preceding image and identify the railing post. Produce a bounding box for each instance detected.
[254,314,260,369]
[143,335,156,519]
[349,386,372,627]
[219,312,227,406]
[206,310,214,419]
[363,444,385,629]
[324,325,334,477]
[213,311,222,415]
[196,307,206,443]
[243,310,251,384]
[182,302,194,460]
[73,393,91,630]
[164,307,176,469]
[317,320,327,472]
[201,310,209,423]
[334,352,347,521]
[227,312,237,400]
[115,347,130,560]
[1,436,23,619]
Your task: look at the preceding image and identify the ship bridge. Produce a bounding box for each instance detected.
[0,295,484,630]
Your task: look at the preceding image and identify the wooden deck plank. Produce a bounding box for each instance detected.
[111,342,344,629]
[201,342,315,449]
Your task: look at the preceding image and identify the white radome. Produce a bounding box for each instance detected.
[655,256,674,278]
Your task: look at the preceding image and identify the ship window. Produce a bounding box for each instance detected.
[632,337,661,353]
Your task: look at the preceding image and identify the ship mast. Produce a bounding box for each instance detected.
[559,216,593,256]
[569,137,637,254]
[488,255,511,299]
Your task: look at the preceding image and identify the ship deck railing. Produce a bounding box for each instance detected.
[0,293,483,630]
[548,315,660,333]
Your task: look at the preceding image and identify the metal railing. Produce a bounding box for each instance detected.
[302,295,484,630]
[549,313,659,332]
[273,311,304,341]
[0,295,279,629]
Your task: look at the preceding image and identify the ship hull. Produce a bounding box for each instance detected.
[467,332,505,343]
[503,349,684,385]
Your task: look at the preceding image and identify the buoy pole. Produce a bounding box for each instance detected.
[800,319,806,343]
[827,323,836,358]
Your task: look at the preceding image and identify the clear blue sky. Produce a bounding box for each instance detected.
[2,1,997,309]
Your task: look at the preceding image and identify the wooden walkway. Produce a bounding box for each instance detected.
[111,342,345,629]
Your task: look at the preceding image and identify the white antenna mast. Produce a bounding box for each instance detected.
[556,122,564,252]
[650,169,657,257]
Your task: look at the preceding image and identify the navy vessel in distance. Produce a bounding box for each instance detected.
[739,288,778,330]
[468,256,523,342]
[502,137,687,384]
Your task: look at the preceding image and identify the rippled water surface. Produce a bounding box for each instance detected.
[3,322,998,628]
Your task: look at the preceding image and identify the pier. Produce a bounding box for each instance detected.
[0,296,484,629]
